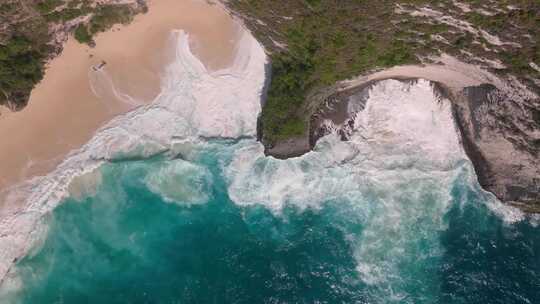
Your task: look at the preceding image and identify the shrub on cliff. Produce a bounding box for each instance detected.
[0,35,45,107]
[74,25,92,44]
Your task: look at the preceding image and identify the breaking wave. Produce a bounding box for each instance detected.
[0,28,266,284]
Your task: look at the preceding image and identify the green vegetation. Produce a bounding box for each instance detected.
[36,0,63,14]
[73,4,134,45]
[88,5,134,35]
[230,0,422,143]
[0,36,46,107]
[45,7,91,22]
[261,22,418,141]
[262,53,315,139]
[229,0,539,145]
[74,24,92,44]
[466,12,505,34]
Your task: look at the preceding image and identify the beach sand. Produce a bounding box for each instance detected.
[0,0,240,193]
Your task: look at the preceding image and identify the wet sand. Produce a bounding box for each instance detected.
[0,0,240,193]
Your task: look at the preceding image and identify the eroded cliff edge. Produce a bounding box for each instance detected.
[256,57,540,212]
[223,0,539,212]
[453,84,539,212]
[310,76,539,213]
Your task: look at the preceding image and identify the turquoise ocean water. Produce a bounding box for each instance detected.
[0,31,538,303]
[4,137,539,304]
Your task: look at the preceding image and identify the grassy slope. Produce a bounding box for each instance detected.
[227,0,539,145]
[0,0,142,109]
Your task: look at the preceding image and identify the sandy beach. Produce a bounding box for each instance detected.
[0,0,240,194]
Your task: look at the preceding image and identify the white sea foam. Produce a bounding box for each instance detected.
[223,79,524,298]
[225,81,464,290]
[145,159,213,206]
[226,79,463,211]
[0,28,267,283]
[225,79,524,224]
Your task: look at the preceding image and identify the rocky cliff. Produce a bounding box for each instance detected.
[454,84,539,212]
[223,0,539,213]
[309,77,539,213]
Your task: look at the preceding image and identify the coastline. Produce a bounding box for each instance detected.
[0,0,240,196]
[0,2,268,284]
[0,0,245,283]
[217,0,539,213]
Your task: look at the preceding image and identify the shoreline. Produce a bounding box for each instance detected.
[0,0,240,195]
[0,0,247,283]
[0,14,268,285]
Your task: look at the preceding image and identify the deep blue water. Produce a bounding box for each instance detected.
[4,142,540,304]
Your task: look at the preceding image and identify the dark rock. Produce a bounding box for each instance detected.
[264,136,311,159]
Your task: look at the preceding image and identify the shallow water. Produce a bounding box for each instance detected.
[1,29,539,303]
